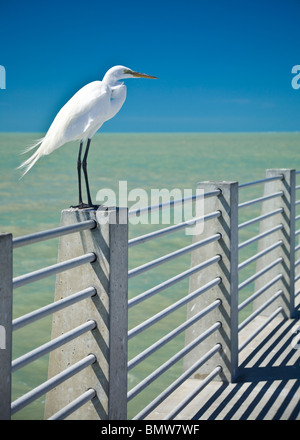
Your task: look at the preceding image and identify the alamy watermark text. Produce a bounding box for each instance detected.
[292,65,300,90]
[0,65,6,89]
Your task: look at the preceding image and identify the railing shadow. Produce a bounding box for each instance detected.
[192,316,300,420]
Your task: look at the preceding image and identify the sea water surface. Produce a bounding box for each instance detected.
[0,132,299,419]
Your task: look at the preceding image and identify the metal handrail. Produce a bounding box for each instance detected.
[238,224,283,250]
[238,240,282,270]
[12,320,97,372]
[13,219,97,248]
[128,189,221,218]
[238,274,283,312]
[238,290,283,332]
[48,388,97,420]
[128,255,221,309]
[13,287,97,331]
[128,319,221,401]
[128,210,221,247]
[128,278,221,344]
[13,252,96,289]
[128,303,221,371]
[11,354,97,415]
[238,191,283,209]
[238,175,283,189]
[7,168,299,420]
[238,257,283,291]
[128,233,221,279]
[238,208,283,230]
[132,343,221,420]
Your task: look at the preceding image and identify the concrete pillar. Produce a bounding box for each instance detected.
[0,233,13,420]
[44,207,128,420]
[254,169,296,318]
[184,182,239,383]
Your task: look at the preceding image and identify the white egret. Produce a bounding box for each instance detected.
[19,65,157,208]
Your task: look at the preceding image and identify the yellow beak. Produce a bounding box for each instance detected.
[126,69,157,79]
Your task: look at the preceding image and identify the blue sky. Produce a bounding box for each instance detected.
[0,0,299,132]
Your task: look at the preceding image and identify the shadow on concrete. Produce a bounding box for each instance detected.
[192,316,300,420]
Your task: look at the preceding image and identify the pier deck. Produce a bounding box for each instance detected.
[146,302,300,420]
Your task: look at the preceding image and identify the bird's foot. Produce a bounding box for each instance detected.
[70,202,99,209]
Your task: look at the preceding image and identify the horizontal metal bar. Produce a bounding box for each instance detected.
[238,274,283,311]
[238,257,283,291]
[296,214,300,222]
[13,252,96,289]
[128,278,221,355]
[133,343,221,420]
[128,255,221,309]
[128,302,221,370]
[238,307,283,353]
[238,175,283,189]
[128,211,221,247]
[238,208,283,230]
[295,200,300,206]
[128,320,221,401]
[13,287,97,331]
[11,354,96,415]
[164,366,222,420]
[128,190,221,218]
[238,224,283,250]
[13,220,97,249]
[295,258,300,268]
[12,320,96,372]
[238,240,282,271]
[295,229,300,237]
[238,290,283,332]
[296,184,300,190]
[48,388,96,420]
[295,272,300,283]
[128,233,221,279]
[238,191,283,209]
[295,243,300,253]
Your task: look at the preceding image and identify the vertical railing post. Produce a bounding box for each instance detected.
[106,207,128,420]
[44,207,128,420]
[0,233,13,420]
[254,169,296,318]
[184,182,239,383]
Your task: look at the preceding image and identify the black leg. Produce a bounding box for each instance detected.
[82,138,93,207]
[71,141,87,208]
[77,141,83,205]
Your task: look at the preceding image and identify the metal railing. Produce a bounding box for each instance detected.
[126,191,225,419]
[0,219,98,419]
[0,168,299,420]
[237,169,297,353]
[126,168,298,419]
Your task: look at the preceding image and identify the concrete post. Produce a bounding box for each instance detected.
[184,182,239,383]
[0,233,13,420]
[44,207,128,420]
[254,169,296,318]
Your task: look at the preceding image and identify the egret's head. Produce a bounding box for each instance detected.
[103,65,157,84]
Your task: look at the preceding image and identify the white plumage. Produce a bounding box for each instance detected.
[19,65,157,207]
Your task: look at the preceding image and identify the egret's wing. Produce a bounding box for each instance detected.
[42,81,109,154]
[18,81,110,176]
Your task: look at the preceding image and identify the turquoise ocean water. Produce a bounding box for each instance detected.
[0,132,299,419]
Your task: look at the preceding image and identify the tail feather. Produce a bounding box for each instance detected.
[18,138,44,178]
[20,137,45,155]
